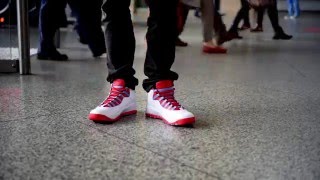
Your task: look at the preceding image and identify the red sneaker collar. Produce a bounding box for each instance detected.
[113,79,125,87]
[156,80,174,89]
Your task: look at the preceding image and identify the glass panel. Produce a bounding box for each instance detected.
[0,0,13,61]
[1,0,37,73]
[0,0,20,73]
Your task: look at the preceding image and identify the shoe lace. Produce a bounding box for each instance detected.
[154,87,182,110]
[102,85,127,107]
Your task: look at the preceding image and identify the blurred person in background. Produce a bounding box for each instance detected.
[228,0,251,39]
[285,0,300,19]
[251,8,265,32]
[37,0,106,61]
[200,0,230,53]
[181,0,231,54]
[229,0,292,40]
[176,1,190,47]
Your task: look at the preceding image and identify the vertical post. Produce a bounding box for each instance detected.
[17,0,31,75]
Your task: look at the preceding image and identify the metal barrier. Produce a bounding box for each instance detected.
[16,0,31,75]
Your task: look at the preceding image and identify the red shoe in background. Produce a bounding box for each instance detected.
[202,45,227,54]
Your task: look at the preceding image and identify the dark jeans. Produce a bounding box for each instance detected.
[103,0,179,92]
[230,0,250,32]
[215,0,220,12]
[256,3,282,33]
[38,0,106,56]
[214,13,227,35]
[256,8,265,27]
[267,4,283,33]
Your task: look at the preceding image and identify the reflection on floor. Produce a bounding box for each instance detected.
[0,48,37,60]
[0,13,320,179]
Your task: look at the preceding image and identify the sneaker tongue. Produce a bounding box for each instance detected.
[112,79,125,88]
[156,80,174,89]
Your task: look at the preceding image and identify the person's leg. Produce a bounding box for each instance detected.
[267,5,282,33]
[293,0,300,17]
[176,2,190,46]
[38,0,68,60]
[69,0,106,57]
[267,3,292,39]
[229,0,249,32]
[143,0,195,126]
[287,0,294,16]
[200,0,226,53]
[251,8,264,32]
[142,0,179,91]
[215,0,220,12]
[177,3,190,36]
[241,0,251,28]
[102,0,137,89]
[257,8,264,27]
[201,0,214,44]
[89,0,138,123]
[228,0,246,39]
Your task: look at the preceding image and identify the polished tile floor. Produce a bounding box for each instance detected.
[0,12,320,179]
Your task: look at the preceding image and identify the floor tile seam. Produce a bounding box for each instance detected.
[77,121,221,179]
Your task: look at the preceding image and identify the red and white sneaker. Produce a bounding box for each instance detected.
[88,79,137,123]
[146,80,195,126]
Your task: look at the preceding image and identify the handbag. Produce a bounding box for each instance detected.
[247,0,275,9]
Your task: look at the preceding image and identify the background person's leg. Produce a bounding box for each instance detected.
[229,0,249,32]
[251,8,264,32]
[267,5,282,33]
[241,0,250,27]
[287,0,294,16]
[293,0,300,17]
[68,0,106,57]
[267,4,292,39]
[38,0,68,60]
[215,0,220,12]
[201,0,214,43]
[176,2,190,46]
[257,8,265,28]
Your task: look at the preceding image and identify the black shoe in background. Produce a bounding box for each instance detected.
[37,51,69,61]
[175,38,188,47]
[217,32,233,45]
[239,24,251,31]
[273,32,293,40]
[93,51,107,58]
[251,26,263,32]
[273,27,293,40]
[227,31,243,40]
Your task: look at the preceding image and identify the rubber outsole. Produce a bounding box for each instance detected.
[88,110,137,123]
[146,113,195,126]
